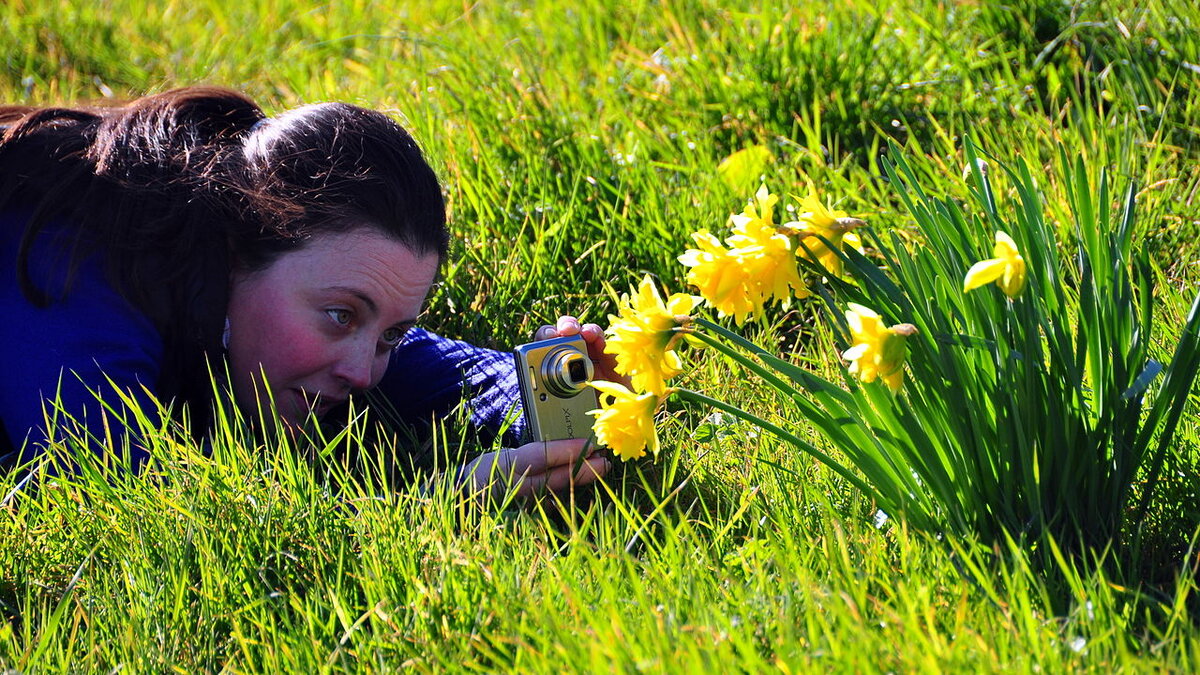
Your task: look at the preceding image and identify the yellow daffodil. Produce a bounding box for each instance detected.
[842,303,918,394]
[605,275,700,396]
[679,231,760,325]
[786,191,865,278]
[793,191,846,230]
[587,381,662,461]
[680,185,812,323]
[733,183,780,229]
[963,231,1026,298]
[727,227,810,309]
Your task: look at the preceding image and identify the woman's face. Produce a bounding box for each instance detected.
[226,228,439,426]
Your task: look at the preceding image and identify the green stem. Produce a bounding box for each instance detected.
[686,329,801,401]
[694,317,773,359]
[672,388,879,502]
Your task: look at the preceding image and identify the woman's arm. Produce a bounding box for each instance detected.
[375,315,623,440]
[373,317,617,498]
[373,327,526,443]
[0,223,165,474]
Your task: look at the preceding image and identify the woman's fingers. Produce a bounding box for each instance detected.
[513,454,610,497]
[509,438,592,473]
[474,439,588,483]
[556,316,582,336]
[533,317,578,341]
[534,316,602,341]
[579,322,604,342]
[468,439,608,498]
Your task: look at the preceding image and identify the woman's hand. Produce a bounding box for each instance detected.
[461,438,610,500]
[535,315,630,386]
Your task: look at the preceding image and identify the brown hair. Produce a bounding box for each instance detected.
[0,86,449,427]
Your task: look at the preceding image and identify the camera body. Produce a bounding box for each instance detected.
[513,334,599,442]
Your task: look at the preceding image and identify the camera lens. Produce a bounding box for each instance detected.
[540,345,595,398]
[568,359,587,383]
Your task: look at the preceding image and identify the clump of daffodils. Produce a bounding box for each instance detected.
[589,186,872,463]
[588,275,698,461]
[679,184,862,325]
[587,182,1038,465]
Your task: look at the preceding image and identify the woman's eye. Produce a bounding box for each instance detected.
[326,308,352,326]
[381,327,405,347]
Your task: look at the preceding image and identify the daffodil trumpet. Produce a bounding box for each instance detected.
[587,380,664,461]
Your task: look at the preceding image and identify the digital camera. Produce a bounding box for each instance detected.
[513,334,598,442]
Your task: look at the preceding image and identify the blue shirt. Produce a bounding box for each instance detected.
[0,212,524,472]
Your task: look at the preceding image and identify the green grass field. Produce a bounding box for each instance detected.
[4,0,1200,670]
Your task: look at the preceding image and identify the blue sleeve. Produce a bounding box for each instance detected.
[373,327,525,444]
[0,220,164,474]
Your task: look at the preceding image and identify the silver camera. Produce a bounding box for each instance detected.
[513,334,598,442]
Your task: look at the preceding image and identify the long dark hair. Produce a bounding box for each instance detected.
[0,86,448,427]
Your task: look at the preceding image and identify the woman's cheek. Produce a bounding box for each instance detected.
[288,331,338,373]
[368,351,391,389]
[259,317,331,378]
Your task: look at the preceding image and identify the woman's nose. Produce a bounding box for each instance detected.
[332,343,376,391]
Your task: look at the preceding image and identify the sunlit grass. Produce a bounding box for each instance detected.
[2,0,1200,671]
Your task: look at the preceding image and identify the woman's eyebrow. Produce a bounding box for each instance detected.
[323,285,378,314]
[324,286,423,326]
[395,310,427,328]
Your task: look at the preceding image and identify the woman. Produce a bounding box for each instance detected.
[0,86,610,495]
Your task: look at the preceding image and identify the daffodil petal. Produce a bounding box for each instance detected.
[846,310,864,334]
[843,344,868,360]
[754,183,771,205]
[666,293,700,315]
[844,231,863,251]
[590,380,634,398]
[994,231,1020,259]
[963,258,1007,292]
[846,302,878,318]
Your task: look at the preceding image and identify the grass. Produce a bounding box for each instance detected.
[3,0,1200,670]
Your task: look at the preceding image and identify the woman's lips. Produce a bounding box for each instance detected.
[294,389,344,417]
